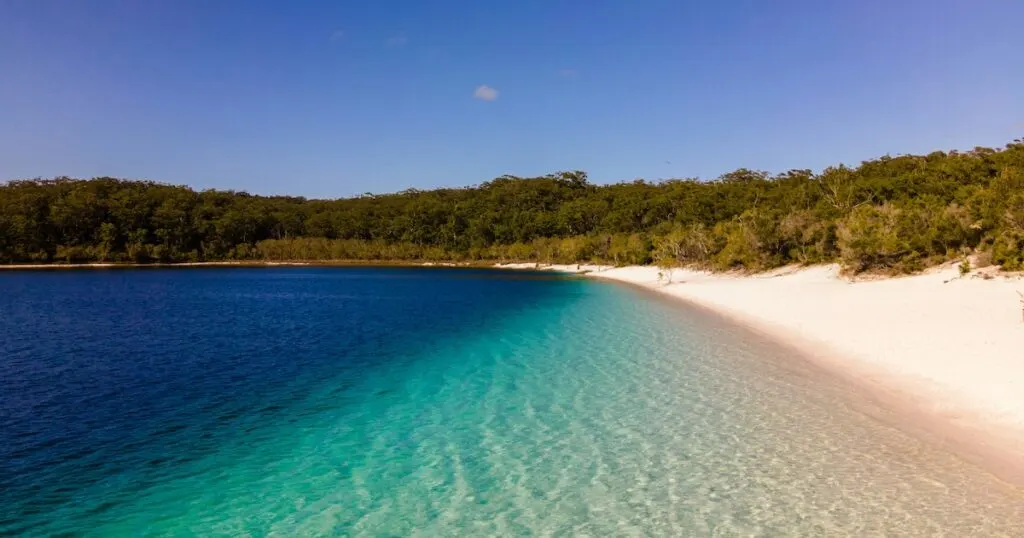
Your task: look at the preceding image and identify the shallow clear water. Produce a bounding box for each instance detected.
[1,267,1022,536]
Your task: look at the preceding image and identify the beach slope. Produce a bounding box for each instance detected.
[501,262,1024,478]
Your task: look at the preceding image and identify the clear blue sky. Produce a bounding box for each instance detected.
[2,0,1022,198]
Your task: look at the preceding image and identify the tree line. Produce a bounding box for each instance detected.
[2,141,1023,272]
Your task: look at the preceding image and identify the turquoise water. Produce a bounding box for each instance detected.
[2,268,1022,536]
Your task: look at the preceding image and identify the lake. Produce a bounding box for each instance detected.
[1,267,1022,536]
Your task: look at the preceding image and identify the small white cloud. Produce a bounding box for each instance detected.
[557,68,579,78]
[329,30,344,42]
[386,35,408,47]
[473,85,499,102]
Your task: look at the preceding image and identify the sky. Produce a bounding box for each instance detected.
[1,0,1023,198]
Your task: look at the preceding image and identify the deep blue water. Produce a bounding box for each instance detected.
[1,267,1022,536]
[1,268,575,534]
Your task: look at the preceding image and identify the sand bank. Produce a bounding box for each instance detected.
[499,262,1024,482]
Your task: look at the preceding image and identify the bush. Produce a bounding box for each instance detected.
[711,220,762,270]
[993,230,1024,271]
[778,210,837,264]
[55,244,94,263]
[656,223,716,267]
[959,258,971,276]
[607,234,652,266]
[837,204,910,273]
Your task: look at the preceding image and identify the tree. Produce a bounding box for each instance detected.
[1,140,1023,273]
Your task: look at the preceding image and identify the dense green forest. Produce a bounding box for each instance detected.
[2,141,1024,273]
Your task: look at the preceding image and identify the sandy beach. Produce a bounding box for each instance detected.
[499,261,1024,482]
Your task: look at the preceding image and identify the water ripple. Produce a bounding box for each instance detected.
[1,268,1022,536]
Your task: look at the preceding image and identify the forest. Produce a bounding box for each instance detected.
[2,140,1023,273]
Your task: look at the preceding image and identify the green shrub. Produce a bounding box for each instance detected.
[959,258,971,276]
[993,230,1024,271]
[837,204,909,273]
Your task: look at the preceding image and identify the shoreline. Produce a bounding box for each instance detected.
[498,262,1024,488]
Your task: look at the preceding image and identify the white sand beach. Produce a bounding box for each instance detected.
[499,261,1024,480]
